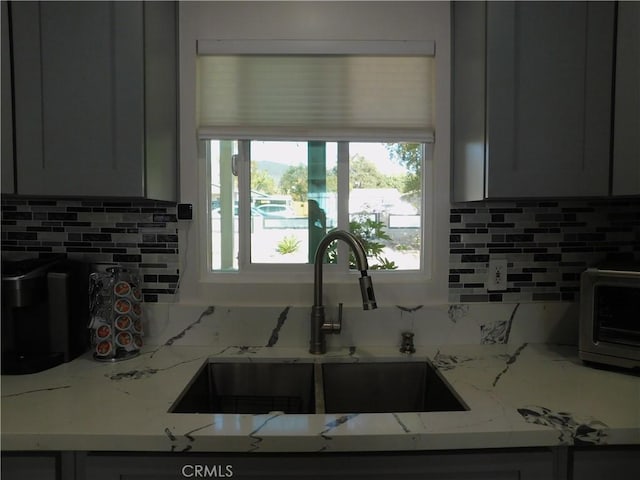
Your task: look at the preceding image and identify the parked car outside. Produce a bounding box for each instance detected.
[254,204,297,218]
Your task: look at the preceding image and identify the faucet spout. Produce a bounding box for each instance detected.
[310,229,377,354]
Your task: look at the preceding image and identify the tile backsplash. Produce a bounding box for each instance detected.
[1,198,179,303]
[449,199,640,303]
[2,197,639,304]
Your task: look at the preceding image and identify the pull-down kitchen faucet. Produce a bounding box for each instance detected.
[309,230,377,354]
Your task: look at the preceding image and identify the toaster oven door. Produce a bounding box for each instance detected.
[593,284,640,347]
[580,269,640,368]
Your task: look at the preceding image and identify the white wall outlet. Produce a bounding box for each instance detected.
[487,258,508,291]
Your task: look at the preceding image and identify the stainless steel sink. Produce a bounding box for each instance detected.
[170,361,316,414]
[170,360,467,415]
[321,362,467,413]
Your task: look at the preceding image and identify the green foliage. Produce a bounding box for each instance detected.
[279,164,338,201]
[349,155,404,190]
[385,143,423,193]
[276,235,301,255]
[251,162,278,194]
[258,145,416,198]
[278,164,308,201]
[325,216,397,270]
[349,216,397,270]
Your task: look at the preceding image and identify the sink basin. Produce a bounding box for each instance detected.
[170,360,467,414]
[321,362,467,413]
[170,362,316,414]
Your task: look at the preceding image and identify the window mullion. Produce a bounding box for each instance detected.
[218,141,236,270]
[420,143,433,274]
[308,142,328,263]
[337,141,350,272]
[237,140,252,269]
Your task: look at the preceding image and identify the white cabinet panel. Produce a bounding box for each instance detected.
[10,1,176,200]
[1,1,15,194]
[453,1,615,200]
[612,1,640,196]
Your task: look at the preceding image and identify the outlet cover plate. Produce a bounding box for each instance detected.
[487,258,508,291]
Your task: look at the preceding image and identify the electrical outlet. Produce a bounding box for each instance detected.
[487,258,508,291]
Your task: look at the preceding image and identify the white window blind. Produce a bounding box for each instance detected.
[196,44,436,142]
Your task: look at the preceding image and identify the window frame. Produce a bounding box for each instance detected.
[199,139,434,285]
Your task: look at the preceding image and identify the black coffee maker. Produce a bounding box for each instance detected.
[1,256,90,374]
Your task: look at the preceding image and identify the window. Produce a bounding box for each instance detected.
[205,139,429,276]
[179,2,451,304]
[197,47,435,282]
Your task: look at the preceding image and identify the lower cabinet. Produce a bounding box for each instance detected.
[572,447,640,480]
[1,452,59,480]
[82,450,553,480]
[3,447,639,480]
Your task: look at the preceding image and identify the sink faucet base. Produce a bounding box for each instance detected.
[309,305,326,354]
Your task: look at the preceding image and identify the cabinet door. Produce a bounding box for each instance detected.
[11,1,145,197]
[612,1,640,196]
[572,447,640,480]
[485,1,615,198]
[1,0,15,194]
[1,453,58,480]
[451,1,487,202]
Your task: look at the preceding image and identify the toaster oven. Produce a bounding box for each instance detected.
[579,265,640,369]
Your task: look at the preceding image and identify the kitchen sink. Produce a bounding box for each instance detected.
[170,361,316,414]
[321,362,467,413]
[170,360,467,415]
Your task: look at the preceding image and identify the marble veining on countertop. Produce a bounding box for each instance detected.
[2,340,639,453]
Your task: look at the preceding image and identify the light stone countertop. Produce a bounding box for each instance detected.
[1,342,639,453]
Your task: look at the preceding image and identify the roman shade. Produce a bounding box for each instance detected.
[196,41,436,142]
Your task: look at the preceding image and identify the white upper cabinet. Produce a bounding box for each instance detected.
[612,1,640,196]
[9,1,177,200]
[453,1,616,201]
[1,1,14,194]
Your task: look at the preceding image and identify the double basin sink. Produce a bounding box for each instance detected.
[170,360,468,415]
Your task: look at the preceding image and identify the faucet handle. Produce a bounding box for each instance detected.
[321,302,342,333]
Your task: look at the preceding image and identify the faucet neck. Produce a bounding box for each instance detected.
[310,229,377,354]
[313,230,369,306]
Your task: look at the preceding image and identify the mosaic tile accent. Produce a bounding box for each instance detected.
[1,199,179,302]
[449,199,640,303]
[3,197,639,304]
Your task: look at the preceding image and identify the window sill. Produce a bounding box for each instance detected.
[200,267,430,285]
[191,268,446,307]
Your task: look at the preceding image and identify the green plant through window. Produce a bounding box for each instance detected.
[276,235,302,255]
[325,217,398,270]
